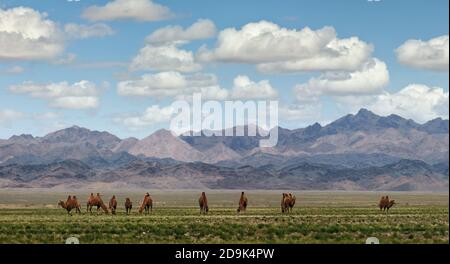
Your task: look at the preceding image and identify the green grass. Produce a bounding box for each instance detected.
[0,190,448,244]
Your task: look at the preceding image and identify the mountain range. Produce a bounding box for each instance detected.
[0,109,448,191]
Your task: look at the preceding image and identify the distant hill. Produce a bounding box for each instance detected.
[0,109,448,191]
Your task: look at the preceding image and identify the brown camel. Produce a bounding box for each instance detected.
[237,192,248,213]
[287,193,296,212]
[86,192,108,214]
[109,195,117,215]
[379,196,396,212]
[198,192,209,215]
[58,195,81,215]
[386,200,396,211]
[139,193,153,214]
[281,193,292,213]
[72,195,81,212]
[125,198,133,215]
[379,196,387,210]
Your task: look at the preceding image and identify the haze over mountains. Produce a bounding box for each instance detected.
[0,109,448,191]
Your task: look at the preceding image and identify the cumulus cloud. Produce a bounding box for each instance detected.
[0,109,25,125]
[64,23,115,39]
[146,19,216,44]
[9,80,101,109]
[230,75,278,100]
[368,84,449,123]
[117,71,228,100]
[0,7,64,61]
[396,35,449,71]
[82,0,173,22]
[197,20,373,73]
[294,58,389,100]
[113,105,175,128]
[130,43,202,72]
[118,73,281,101]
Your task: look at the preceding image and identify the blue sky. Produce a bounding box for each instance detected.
[0,0,448,139]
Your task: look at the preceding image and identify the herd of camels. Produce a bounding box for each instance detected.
[58,191,396,216]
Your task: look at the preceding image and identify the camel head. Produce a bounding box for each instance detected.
[58,200,65,207]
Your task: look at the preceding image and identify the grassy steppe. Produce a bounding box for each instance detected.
[0,190,448,244]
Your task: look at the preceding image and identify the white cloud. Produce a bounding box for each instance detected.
[230,75,278,100]
[197,20,373,73]
[64,23,115,39]
[53,53,76,65]
[114,105,175,128]
[368,84,449,123]
[293,83,322,103]
[117,71,229,100]
[294,58,389,100]
[9,80,100,109]
[0,7,64,61]
[82,0,173,22]
[0,109,25,125]
[146,19,216,44]
[33,112,61,120]
[118,71,187,96]
[396,35,449,71]
[1,66,25,75]
[117,72,280,101]
[130,43,202,72]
